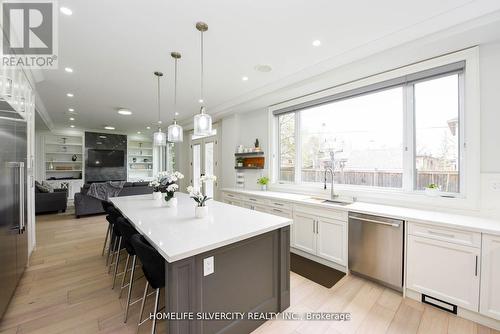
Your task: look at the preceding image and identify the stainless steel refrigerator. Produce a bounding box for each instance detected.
[0,112,28,319]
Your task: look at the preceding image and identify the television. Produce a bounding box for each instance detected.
[88,149,124,167]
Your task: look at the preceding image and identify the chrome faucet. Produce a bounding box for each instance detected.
[324,150,341,200]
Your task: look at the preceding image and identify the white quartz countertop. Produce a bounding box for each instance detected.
[110,193,292,262]
[221,188,500,235]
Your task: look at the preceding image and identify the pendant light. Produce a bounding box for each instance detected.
[152,71,167,146]
[193,22,213,137]
[167,52,184,142]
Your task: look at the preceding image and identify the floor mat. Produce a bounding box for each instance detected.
[290,253,345,288]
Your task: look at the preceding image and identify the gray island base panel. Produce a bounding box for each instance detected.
[164,226,290,334]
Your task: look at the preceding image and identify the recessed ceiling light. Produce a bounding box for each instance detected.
[254,64,272,73]
[64,67,73,73]
[312,40,321,47]
[69,117,75,121]
[68,108,74,112]
[60,7,72,15]
[198,99,204,103]
[137,131,141,134]
[175,112,179,116]
[117,108,132,115]
[104,126,115,130]
[146,126,151,130]
[70,125,75,128]
[242,76,249,81]
[66,93,74,97]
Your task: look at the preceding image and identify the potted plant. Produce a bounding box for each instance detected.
[187,175,217,218]
[257,176,269,191]
[150,171,184,206]
[236,157,244,168]
[424,183,440,197]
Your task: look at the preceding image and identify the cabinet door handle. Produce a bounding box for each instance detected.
[273,202,284,206]
[475,255,478,276]
[312,220,315,234]
[428,230,455,239]
[249,198,257,202]
[316,220,319,234]
[272,208,283,213]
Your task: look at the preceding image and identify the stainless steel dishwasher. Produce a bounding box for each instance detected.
[348,212,404,291]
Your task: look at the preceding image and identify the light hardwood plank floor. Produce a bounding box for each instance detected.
[0,212,497,334]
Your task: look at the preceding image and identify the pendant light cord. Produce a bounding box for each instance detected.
[174,58,178,122]
[157,74,161,125]
[200,29,204,103]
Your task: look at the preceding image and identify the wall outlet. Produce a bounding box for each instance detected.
[491,181,500,191]
[203,256,214,276]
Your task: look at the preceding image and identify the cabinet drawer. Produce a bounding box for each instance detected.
[268,199,292,210]
[242,195,268,205]
[294,205,347,222]
[223,192,240,200]
[408,222,481,248]
[268,207,292,218]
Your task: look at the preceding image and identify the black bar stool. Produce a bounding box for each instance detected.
[101,202,121,258]
[130,234,165,334]
[113,217,142,322]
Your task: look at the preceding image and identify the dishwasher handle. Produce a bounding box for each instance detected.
[348,215,401,227]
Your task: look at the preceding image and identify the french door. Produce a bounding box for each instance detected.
[190,133,218,199]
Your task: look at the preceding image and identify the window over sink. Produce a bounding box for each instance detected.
[273,60,465,195]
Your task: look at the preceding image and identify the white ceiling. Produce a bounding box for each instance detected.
[35,0,500,134]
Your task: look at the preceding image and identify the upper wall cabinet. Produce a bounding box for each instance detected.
[480,234,500,321]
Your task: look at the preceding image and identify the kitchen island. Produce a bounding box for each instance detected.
[110,193,292,334]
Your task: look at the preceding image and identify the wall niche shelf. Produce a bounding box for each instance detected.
[235,151,265,169]
[128,139,154,181]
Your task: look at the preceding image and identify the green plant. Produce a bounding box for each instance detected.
[257,177,269,185]
[426,183,439,189]
[236,157,244,163]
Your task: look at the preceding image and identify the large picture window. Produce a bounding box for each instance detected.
[274,63,464,194]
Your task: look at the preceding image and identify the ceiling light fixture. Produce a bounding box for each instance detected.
[137,131,141,134]
[312,40,321,47]
[152,71,166,146]
[146,126,151,130]
[242,76,248,81]
[167,52,184,143]
[193,22,212,137]
[69,117,75,121]
[64,67,73,73]
[66,93,74,97]
[70,125,75,128]
[60,7,72,15]
[104,126,115,130]
[68,108,74,112]
[255,64,272,73]
[117,108,132,115]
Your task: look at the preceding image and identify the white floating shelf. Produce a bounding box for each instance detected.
[45,152,83,155]
[45,142,83,146]
[46,170,82,172]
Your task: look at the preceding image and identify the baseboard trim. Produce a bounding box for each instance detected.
[406,289,500,331]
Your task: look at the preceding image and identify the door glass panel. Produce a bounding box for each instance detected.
[204,141,214,198]
[193,144,201,191]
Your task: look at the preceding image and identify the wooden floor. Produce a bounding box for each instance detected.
[0,212,498,334]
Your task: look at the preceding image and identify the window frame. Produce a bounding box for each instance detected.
[268,48,480,210]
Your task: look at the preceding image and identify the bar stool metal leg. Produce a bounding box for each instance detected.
[102,223,111,256]
[105,224,114,266]
[124,255,137,323]
[137,282,149,334]
[118,253,130,294]
[151,288,161,334]
[112,236,123,289]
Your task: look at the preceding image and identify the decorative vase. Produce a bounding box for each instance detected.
[166,197,178,208]
[424,188,440,197]
[195,206,208,218]
[71,154,77,161]
[152,192,162,200]
[261,184,267,191]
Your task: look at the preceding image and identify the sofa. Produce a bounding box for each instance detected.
[74,182,152,218]
[35,188,68,214]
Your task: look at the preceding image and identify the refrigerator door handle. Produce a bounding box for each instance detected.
[19,162,25,233]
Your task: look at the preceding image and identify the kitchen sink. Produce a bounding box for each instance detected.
[308,197,353,206]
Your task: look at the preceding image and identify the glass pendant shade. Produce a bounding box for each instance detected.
[153,129,167,146]
[167,121,183,142]
[193,109,212,136]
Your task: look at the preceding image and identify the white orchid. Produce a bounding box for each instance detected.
[200,174,217,183]
[186,185,211,207]
[166,183,179,192]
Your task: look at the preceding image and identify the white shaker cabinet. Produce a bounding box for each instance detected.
[407,234,480,311]
[480,234,500,320]
[316,217,347,265]
[292,212,316,254]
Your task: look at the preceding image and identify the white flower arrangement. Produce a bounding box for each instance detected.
[186,186,211,207]
[150,170,184,201]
